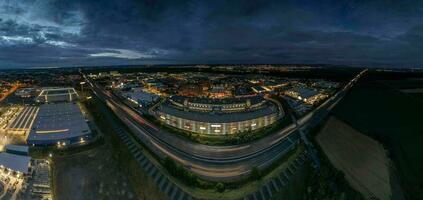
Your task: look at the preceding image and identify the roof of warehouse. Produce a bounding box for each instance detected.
[27,102,91,141]
[0,153,30,174]
[5,144,29,154]
[291,87,319,98]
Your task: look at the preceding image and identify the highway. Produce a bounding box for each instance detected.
[83,69,367,181]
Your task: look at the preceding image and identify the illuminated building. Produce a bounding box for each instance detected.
[284,87,328,105]
[15,88,36,98]
[0,152,30,176]
[154,95,282,135]
[208,86,230,98]
[27,102,92,146]
[36,87,79,103]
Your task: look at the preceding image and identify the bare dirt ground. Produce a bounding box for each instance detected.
[53,145,136,200]
[316,117,392,200]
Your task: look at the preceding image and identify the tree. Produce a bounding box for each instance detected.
[215,182,225,192]
[163,157,177,175]
[250,166,261,180]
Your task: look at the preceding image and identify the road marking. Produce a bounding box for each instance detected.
[140,158,149,167]
[178,192,185,200]
[265,183,272,197]
[159,177,167,189]
[252,191,259,200]
[270,179,278,192]
[154,173,162,184]
[161,180,169,191]
[148,166,157,176]
[143,161,152,170]
[170,187,178,199]
[165,183,174,196]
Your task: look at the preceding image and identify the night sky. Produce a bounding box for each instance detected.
[1,0,423,68]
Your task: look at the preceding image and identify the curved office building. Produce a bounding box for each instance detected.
[154,95,282,135]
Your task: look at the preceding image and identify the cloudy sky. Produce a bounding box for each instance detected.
[1,0,423,68]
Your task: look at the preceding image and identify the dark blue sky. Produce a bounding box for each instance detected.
[1,0,423,68]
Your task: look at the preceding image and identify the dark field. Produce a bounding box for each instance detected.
[53,146,137,200]
[411,93,423,101]
[332,79,423,199]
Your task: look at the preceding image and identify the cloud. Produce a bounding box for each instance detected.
[44,40,75,48]
[89,49,154,59]
[2,0,423,68]
[0,35,34,45]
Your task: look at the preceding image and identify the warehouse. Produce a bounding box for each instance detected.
[27,102,92,146]
[0,152,31,176]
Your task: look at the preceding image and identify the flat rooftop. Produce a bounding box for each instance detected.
[170,95,263,105]
[27,102,91,142]
[291,87,319,98]
[123,90,159,102]
[5,144,29,154]
[38,87,78,96]
[158,101,278,123]
[36,87,79,103]
[0,152,30,174]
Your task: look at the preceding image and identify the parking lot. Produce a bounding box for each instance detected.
[0,168,24,200]
[0,158,52,200]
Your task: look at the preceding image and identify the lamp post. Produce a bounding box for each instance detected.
[80,81,86,96]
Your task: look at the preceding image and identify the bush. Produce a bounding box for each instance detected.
[250,166,262,180]
[215,182,225,192]
[163,157,215,189]
[163,157,178,175]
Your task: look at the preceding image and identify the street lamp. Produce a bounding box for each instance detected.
[80,81,86,96]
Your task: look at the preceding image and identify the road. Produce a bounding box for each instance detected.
[0,82,20,103]
[83,69,367,180]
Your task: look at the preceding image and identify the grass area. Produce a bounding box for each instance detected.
[316,117,392,199]
[84,94,167,200]
[49,157,56,200]
[332,80,423,199]
[298,118,366,200]
[51,146,138,200]
[300,151,364,200]
[410,93,423,101]
[269,161,312,200]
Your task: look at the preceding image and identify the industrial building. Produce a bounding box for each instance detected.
[36,87,79,103]
[0,152,31,176]
[122,88,159,107]
[154,95,282,135]
[284,87,328,105]
[5,144,29,156]
[15,87,37,98]
[27,102,92,146]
